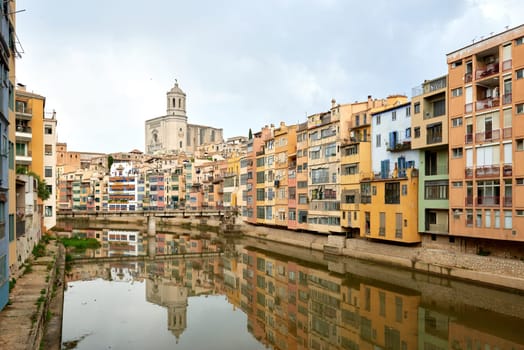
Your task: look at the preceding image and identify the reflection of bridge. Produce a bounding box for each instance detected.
[57,209,237,219]
[71,251,223,264]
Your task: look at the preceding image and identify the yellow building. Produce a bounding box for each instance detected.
[273,122,296,228]
[361,96,420,243]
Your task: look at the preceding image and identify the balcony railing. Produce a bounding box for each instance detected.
[426,135,442,145]
[475,129,500,143]
[426,223,448,233]
[395,229,403,238]
[503,127,512,139]
[475,165,500,178]
[465,103,473,114]
[464,73,473,83]
[503,196,512,207]
[465,133,473,144]
[465,196,473,206]
[476,63,499,80]
[476,98,500,111]
[477,196,500,206]
[503,164,512,177]
[387,141,411,152]
[503,93,512,105]
[465,168,473,178]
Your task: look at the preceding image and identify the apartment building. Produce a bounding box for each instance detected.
[107,162,139,211]
[0,0,16,311]
[411,76,450,242]
[295,122,309,230]
[273,122,296,228]
[447,25,524,252]
[360,96,420,243]
[43,113,57,229]
[340,96,386,236]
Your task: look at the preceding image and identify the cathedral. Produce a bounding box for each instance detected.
[145,81,223,155]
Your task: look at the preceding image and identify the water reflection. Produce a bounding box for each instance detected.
[62,229,524,350]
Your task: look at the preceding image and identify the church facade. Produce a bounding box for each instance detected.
[145,81,223,155]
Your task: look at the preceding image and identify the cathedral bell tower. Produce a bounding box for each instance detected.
[167,79,187,117]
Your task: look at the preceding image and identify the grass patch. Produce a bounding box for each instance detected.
[60,237,101,250]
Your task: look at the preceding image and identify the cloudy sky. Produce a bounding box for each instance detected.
[15,0,524,153]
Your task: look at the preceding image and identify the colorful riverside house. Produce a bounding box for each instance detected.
[244,126,273,225]
[447,25,524,252]
[273,122,296,228]
[340,96,386,236]
[107,162,139,211]
[360,96,420,243]
[182,160,193,209]
[239,155,251,218]
[257,132,276,225]
[223,155,240,210]
[411,76,450,243]
[167,166,183,209]
[144,171,166,211]
[295,122,309,230]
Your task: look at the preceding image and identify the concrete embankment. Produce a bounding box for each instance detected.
[0,240,65,350]
[241,223,524,292]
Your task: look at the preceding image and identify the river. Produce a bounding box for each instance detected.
[60,225,524,350]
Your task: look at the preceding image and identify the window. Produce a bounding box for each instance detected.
[452,181,463,188]
[414,127,420,138]
[425,180,448,200]
[452,147,463,158]
[433,100,445,117]
[517,69,524,79]
[452,87,463,97]
[517,178,524,185]
[45,206,53,217]
[376,134,381,148]
[517,103,524,114]
[414,102,420,114]
[452,117,463,127]
[516,37,524,45]
[324,143,336,157]
[504,210,512,229]
[44,125,53,134]
[517,210,524,216]
[385,182,400,204]
[44,166,52,178]
[451,60,462,68]
[45,144,52,156]
[405,128,411,138]
[392,111,397,121]
[426,123,442,144]
[517,139,524,151]
[376,115,381,125]
[406,106,411,117]
[494,210,500,228]
[402,184,407,195]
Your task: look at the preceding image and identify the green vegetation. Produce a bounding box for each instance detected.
[9,278,16,292]
[60,237,101,250]
[15,168,51,200]
[32,243,46,258]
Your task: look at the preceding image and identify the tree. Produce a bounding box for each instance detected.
[107,155,114,171]
[248,128,253,140]
[27,171,50,201]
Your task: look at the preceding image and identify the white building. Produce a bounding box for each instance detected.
[145,81,223,155]
[43,112,57,230]
[371,97,418,178]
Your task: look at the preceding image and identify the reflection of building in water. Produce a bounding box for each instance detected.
[146,276,188,342]
[236,246,422,350]
[66,262,144,284]
[110,262,141,282]
[106,230,140,257]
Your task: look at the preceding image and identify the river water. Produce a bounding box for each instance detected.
[60,225,524,350]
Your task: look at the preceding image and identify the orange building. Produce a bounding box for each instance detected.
[447,25,524,253]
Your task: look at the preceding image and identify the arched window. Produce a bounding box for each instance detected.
[178,98,182,108]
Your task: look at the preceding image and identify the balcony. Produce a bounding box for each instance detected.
[475,62,499,80]
[464,73,473,83]
[503,127,512,139]
[465,103,473,114]
[465,168,473,178]
[475,129,500,143]
[16,151,32,165]
[15,126,32,141]
[475,165,500,178]
[387,141,411,152]
[477,196,500,206]
[15,107,32,119]
[476,98,500,111]
[503,196,512,207]
[465,196,473,206]
[465,134,473,144]
[426,134,442,145]
[426,223,448,233]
